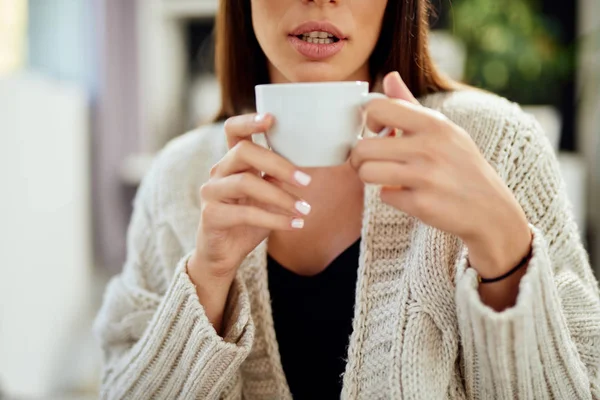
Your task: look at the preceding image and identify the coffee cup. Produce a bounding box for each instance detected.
[255,81,390,167]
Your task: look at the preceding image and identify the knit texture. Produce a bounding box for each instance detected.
[94,89,600,399]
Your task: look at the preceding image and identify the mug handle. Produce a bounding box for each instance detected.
[361,92,394,138]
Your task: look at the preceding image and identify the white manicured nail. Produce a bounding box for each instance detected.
[291,218,305,229]
[377,127,393,137]
[295,201,311,216]
[294,171,312,186]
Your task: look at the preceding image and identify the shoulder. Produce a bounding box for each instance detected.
[420,89,540,141]
[154,122,227,184]
[421,89,553,175]
[136,123,227,224]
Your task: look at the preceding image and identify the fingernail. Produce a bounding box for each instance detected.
[291,218,305,229]
[254,113,267,123]
[377,127,393,137]
[294,171,312,186]
[295,201,311,216]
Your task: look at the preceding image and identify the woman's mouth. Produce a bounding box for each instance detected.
[288,34,346,60]
[295,31,341,45]
[288,22,347,60]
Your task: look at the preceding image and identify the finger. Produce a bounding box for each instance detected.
[204,203,304,231]
[356,161,421,188]
[224,113,274,149]
[262,173,280,184]
[363,72,417,134]
[262,174,292,194]
[383,71,419,105]
[379,187,426,217]
[363,117,397,138]
[350,136,425,169]
[251,199,302,218]
[363,97,449,134]
[201,173,311,217]
[260,175,298,214]
[365,116,387,136]
[364,124,398,138]
[215,140,312,188]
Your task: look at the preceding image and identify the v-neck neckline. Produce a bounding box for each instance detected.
[266,237,362,281]
[238,185,386,398]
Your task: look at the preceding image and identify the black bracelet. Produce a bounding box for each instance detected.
[477,245,533,284]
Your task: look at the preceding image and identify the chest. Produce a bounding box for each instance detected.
[267,240,360,399]
[235,189,467,399]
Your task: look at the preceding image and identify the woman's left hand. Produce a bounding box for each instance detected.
[350,72,532,281]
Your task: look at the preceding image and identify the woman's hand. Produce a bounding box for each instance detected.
[350,72,532,294]
[188,113,312,331]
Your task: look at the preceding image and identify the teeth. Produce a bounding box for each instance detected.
[300,36,334,44]
[303,31,336,39]
[300,32,337,44]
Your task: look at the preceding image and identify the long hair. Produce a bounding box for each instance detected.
[214,0,454,121]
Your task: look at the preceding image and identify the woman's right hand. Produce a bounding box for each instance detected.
[187,113,312,330]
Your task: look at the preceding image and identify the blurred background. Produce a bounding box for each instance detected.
[0,0,598,398]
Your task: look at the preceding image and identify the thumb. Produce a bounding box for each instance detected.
[383,71,419,105]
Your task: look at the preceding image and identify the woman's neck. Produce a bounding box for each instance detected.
[268,162,365,275]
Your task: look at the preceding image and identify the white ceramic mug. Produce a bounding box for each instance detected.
[255,81,390,167]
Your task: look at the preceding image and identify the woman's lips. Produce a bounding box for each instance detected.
[288,35,346,60]
[289,21,347,39]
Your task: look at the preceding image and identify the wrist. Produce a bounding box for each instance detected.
[464,220,532,279]
[188,250,238,284]
[187,250,236,335]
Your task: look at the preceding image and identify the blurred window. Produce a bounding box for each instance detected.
[0,0,27,77]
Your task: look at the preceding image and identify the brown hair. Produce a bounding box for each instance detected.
[214,0,454,121]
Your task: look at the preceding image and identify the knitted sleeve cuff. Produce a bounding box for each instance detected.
[101,253,254,399]
[455,226,593,398]
[179,251,253,344]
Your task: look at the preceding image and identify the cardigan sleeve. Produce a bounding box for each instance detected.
[93,155,254,400]
[455,116,600,399]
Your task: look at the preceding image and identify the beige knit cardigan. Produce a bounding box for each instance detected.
[94,90,600,399]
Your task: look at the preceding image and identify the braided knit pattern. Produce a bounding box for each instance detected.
[94,90,600,399]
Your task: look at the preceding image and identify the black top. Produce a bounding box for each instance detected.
[267,239,361,400]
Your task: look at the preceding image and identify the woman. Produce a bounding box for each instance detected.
[94,0,600,398]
